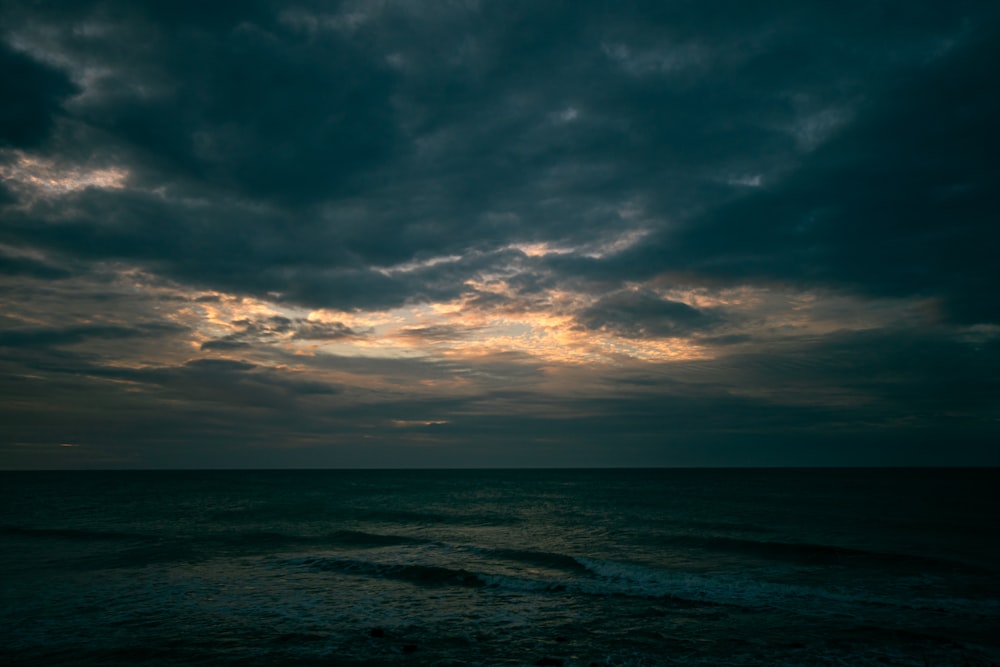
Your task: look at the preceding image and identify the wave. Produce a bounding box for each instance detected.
[299,555,488,588]
[289,547,999,620]
[288,547,767,605]
[256,542,1000,618]
[0,524,145,541]
[573,556,739,605]
[290,552,737,606]
[211,529,429,550]
[466,546,589,572]
[140,529,436,564]
[665,534,993,573]
[215,530,305,548]
[677,519,775,535]
[324,530,431,548]
[1,525,436,573]
[351,507,518,527]
[292,550,716,603]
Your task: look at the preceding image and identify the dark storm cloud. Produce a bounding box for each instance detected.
[199,339,252,352]
[608,21,1000,323]
[0,322,184,349]
[64,356,339,408]
[199,314,366,350]
[0,251,72,280]
[576,289,721,338]
[1,186,410,309]
[182,358,256,372]
[0,41,77,148]
[4,1,995,309]
[0,2,397,203]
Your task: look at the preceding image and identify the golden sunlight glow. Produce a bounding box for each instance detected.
[391,420,449,427]
[95,267,928,383]
[373,254,464,275]
[583,227,651,258]
[506,227,650,261]
[1,151,128,194]
[177,280,713,365]
[507,241,576,258]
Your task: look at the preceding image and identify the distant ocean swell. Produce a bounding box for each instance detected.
[5,520,996,618]
[6,521,988,574]
[3,469,999,666]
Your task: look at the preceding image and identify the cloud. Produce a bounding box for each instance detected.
[1,1,997,468]
[199,339,252,351]
[394,325,485,344]
[0,251,72,280]
[576,289,721,338]
[0,42,78,148]
[198,314,367,350]
[605,22,1000,324]
[183,358,255,372]
[291,321,366,340]
[0,323,182,348]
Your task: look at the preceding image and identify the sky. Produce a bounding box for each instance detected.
[1,1,998,469]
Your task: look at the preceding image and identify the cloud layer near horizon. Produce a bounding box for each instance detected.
[2,1,998,468]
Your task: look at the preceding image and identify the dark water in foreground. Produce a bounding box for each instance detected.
[1,469,998,666]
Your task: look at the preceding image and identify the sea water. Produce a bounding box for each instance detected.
[1,468,998,666]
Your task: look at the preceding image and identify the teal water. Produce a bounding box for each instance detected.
[1,469,998,666]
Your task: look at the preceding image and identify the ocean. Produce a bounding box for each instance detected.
[1,468,997,666]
